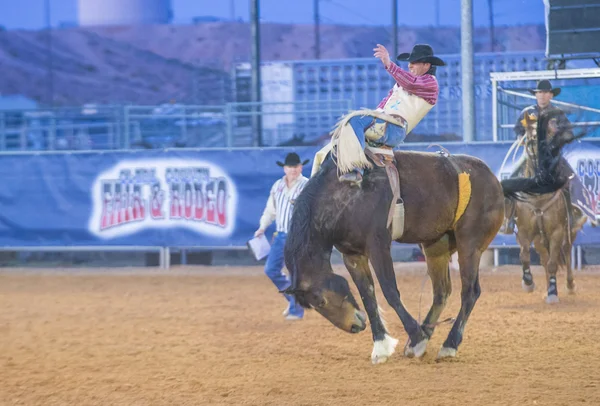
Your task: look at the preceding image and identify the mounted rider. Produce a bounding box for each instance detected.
[312,43,445,184]
[500,79,596,234]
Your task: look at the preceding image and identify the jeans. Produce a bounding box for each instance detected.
[264,232,304,318]
[348,115,407,150]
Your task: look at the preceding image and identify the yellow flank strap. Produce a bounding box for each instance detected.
[453,172,472,226]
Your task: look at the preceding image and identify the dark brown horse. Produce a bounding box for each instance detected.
[283,145,505,363]
[508,112,586,303]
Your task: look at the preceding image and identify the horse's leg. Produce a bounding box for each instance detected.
[367,233,428,358]
[544,233,563,304]
[563,242,576,294]
[421,235,454,339]
[437,244,482,360]
[342,254,398,364]
[516,230,535,292]
[563,200,577,294]
[532,236,558,303]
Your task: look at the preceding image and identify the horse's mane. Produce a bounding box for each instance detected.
[284,157,333,288]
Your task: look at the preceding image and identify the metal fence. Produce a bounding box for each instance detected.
[0,100,352,152]
[490,68,600,141]
[6,52,599,152]
[233,51,554,141]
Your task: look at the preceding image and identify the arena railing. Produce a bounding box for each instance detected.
[0,100,353,151]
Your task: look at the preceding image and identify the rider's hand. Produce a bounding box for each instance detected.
[254,228,265,238]
[373,44,391,68]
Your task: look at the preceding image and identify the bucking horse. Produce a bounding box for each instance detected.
[282,109,506,363]
[282,108,578,364]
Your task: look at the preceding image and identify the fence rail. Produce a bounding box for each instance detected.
[0,101,352,152]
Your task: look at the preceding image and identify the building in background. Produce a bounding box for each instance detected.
[78,0,173,27]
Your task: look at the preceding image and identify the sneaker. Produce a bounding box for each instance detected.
[285,314,303,320]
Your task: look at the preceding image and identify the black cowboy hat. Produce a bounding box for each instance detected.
[396,44,446,66]
[276,152,309,167]
[528,79,561,96]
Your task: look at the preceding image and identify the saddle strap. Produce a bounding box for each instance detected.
[367,146,395,156]
[520,188,567,249]
[520,189,563,215]
[385,164,401,227]
[364,147,402,233]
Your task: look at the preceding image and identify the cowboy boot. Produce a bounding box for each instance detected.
[339,168,363,186]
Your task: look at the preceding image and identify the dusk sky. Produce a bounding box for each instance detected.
[0,0,545,30]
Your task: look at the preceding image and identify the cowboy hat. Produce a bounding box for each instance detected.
[276,152,310,167]
[396,44,446,66]
[528,79,561,96]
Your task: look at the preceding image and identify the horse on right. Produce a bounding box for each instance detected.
[504,111,588,303]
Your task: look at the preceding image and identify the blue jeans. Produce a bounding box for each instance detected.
[264,232,304,318]
[348,115,407,150]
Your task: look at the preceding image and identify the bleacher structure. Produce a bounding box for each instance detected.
[233,51,554,144]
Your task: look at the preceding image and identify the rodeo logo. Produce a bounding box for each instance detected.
[88,159,238,238]
[573,154,600,215]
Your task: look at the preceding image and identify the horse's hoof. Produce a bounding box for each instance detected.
[545,294,559,304]
[567,284,576,294]
[404,338,428,359]
[436,346,457,360]
[522,279,535,293]
[371,334,398,364]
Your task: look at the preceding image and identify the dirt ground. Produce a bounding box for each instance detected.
[1,263,600,406]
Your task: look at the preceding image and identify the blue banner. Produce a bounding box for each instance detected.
[0,148,321,247]
[0,142,599,248]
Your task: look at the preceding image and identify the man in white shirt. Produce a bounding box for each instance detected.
[255,152,310,320]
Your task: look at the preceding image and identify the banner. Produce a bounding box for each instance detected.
[0,142,599,248]
[0,148,320,247]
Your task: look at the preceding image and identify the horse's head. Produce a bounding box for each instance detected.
[285,271,367,334]
[522,109,565,173]
[283,164,367,334]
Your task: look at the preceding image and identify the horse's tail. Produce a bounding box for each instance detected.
[500,178,535,201]
[330,110,374,175]
[500,177,568,201]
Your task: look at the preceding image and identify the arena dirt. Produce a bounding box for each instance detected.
[1,263,599,405]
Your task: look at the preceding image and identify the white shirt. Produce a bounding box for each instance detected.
[259,175,309,233]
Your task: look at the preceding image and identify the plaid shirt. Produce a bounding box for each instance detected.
[377,62,439,107]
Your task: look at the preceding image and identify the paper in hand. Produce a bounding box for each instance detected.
[247,234,271,261]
